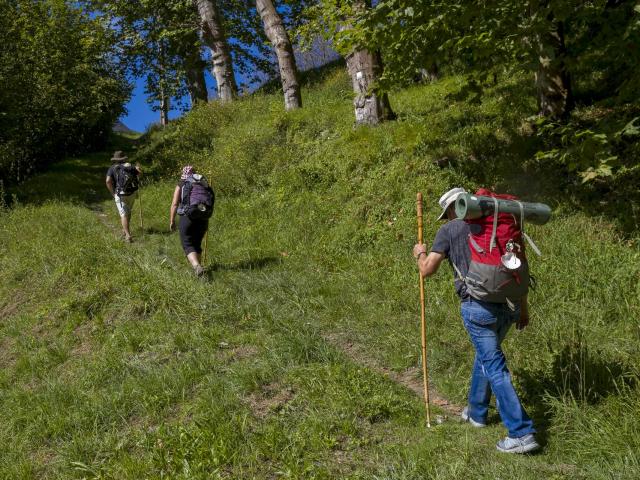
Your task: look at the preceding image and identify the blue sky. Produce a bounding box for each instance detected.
[121,73,214,133]
[120,41,338,133]
[121,63,253,133]
[121,79,169,133]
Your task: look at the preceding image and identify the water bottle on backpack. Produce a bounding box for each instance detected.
[177,173,215,220]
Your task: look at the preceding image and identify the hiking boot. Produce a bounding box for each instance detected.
[124,235,133,243]
[194,265,205,277]
[461,407,486,428]
[496,434,540,454]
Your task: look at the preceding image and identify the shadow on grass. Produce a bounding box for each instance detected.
[6,134,139,207]
[514,341,638,446]
[206,256,281,275]
[143,226,174,237]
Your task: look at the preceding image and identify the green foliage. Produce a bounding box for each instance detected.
[535,119,621,183]
[2,59,640,479]
[86,0,199,111]
[532,107,640,230]
[298,1,640,114]
[0,0,129,187]
[87,0,276,111]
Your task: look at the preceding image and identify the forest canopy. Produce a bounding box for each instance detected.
[0,0,129,188]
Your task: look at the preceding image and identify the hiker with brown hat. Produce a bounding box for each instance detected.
[106,151,143,242]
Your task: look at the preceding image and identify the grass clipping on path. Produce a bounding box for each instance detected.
[0,69,639,479]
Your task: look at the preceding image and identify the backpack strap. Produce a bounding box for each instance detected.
[490,196,499,252]
[179,178,194,212]
[468,234,484,254]
[451,260,465,283]
[515,200,542,256]
[114,164,125,193]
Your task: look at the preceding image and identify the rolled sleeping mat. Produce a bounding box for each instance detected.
[455,193,552,225]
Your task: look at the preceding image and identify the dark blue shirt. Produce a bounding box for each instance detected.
[431,219,472,300]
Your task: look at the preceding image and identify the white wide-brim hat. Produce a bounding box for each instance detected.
[436,187,467,220]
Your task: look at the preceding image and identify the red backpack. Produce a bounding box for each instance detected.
[461,189,540,307]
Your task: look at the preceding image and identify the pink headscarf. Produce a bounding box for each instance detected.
[181,165,195,180]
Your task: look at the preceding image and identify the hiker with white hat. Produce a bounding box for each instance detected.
[105,151,143,243]
[412,187,540,454]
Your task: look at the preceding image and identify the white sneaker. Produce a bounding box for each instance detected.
[461,406,486,427]
[496,434,540,454]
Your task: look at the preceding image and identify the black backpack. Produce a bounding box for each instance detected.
[115,164,139,196]
[177,174,215,220]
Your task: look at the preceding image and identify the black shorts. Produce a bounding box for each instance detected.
[178,215,209,255]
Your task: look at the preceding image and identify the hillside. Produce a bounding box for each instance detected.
[1,68,639,479]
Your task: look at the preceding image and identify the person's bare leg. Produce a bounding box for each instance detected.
[121,214,132,241]
[187,252,201,268]
[187,252,205,276]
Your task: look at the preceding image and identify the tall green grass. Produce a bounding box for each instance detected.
[1,67,638,478]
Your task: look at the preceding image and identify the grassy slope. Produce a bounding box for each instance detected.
[1,69,639,479]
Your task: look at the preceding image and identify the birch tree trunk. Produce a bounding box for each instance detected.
[344,1,394,125]
[535,19,572,118]
[158,40,170,126]
[182,33,208,106]
[256,0,302,110]
[345,48,394,125]
[193,0,237,102]
[160,93,170,126]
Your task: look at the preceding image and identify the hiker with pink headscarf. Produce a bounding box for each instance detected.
[169,166,215,277]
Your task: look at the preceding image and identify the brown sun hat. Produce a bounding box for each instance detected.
[111,151,128,162]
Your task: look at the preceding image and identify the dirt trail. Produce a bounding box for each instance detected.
[325,332,463,417]
[88,201,123,240]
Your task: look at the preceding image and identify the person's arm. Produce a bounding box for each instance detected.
[413,244,446,278]
[517,295,529,330]
[106,176,115,197]
[169,185,181,231]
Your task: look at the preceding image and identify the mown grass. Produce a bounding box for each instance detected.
[1,67,639,479]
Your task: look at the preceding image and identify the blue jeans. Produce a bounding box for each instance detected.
[461,298,535,438]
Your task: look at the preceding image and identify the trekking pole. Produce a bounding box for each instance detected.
[202,228,209,266]
[416,192,432,428]
[138,187,144,237]
[201,169,212,266]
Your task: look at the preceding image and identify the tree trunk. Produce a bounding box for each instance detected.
[194,0,237,102]
[160,92,170,126]
[417,63,439,83]
[345,48,394,125]
[158,40,170,126]
[256,0,302,110]
[185,66,208,106]
[182,34,208,106]
[343,1,394,125]
[534,18,573,118]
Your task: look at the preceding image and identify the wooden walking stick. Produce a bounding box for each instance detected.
[201,169,213,266]
[416,192,432,428]
[138,188,144,236]
[202,227,209,266]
